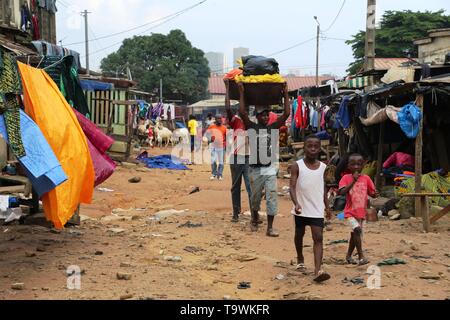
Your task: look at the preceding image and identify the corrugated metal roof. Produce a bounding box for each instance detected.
[209,75,335,94]
[374,58,412,71]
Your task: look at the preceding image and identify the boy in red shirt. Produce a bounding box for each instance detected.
[339,153,379,265]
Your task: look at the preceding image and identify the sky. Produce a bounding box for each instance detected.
[55,0,449,77]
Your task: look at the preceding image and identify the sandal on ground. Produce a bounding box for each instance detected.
[266,229,279,237]
[313,270,331,283]
[296,263,307,272]
[346,257,357,265]
[358,258,370,266]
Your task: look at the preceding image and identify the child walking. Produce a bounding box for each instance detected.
[290,135,332,282]
[339,153,379,265]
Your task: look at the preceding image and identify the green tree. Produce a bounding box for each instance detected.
[101,30,210,103]
[346,10,450,75]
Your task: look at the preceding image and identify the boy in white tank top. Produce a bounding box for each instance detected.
[290,135,332,283]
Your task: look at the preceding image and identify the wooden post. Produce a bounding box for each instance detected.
[338,128,346,156]
[414,94,424,217]
[375,122,385,190]
[421,196,430,232]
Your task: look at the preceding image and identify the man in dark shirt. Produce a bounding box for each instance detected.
[238,82,291,237]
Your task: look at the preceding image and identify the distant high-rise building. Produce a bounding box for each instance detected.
[205,52,226,75]
[233,47,249,68]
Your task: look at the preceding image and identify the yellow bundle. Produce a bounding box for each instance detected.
[235,74,285,83]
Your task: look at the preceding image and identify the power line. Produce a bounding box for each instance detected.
[80,2,207,59]
[266,37,316,57]
[67,0,207,46]
[322,0,346,33]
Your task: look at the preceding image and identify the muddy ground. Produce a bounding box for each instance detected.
[0,147,449,300]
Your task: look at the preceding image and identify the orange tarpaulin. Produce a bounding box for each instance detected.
[18,62,95,229]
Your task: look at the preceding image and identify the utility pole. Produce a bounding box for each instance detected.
[160,79,163,103]
[314,16,320,87]
[81,10,91,75]
[364,0,376,71]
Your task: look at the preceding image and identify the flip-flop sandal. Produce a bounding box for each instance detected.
[313,271,331,283]
[266,229,279,237]
[358,258,370,266]
[346,257,357,265]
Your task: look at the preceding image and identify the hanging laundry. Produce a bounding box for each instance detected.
[334,96,351,129]
[41,55,90,118]
[0,50,26,158]
[18,62,95,229]
[294,96,303,129]
[74,109,116,186]
[0,109,67,197]
[397,102,423,139]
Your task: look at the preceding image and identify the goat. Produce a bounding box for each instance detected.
[154,125,173,148]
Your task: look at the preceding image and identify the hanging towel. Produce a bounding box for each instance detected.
[334,96,351,129]
[0,109,67,197]
[18,62,95,229]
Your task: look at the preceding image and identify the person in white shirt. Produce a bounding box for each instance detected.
[290,135,332,283]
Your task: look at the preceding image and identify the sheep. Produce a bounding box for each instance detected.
[154,125,173,148]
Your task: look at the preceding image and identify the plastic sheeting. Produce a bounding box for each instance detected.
[79,79,113,91]
[18,62,95,229]
[359,105,402,126]
[137,152,189,171]
[397,102,423,139]
[0,109,67,197]
[74,109,116,186]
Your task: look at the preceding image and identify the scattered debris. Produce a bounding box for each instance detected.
[377,258,407,266]
[275,274,285,280]
[419,275,441,280]
[164,256,182,262]
[95,251,103,256]
[274,261,290,269]
[11,283,25,290]
[107,228,126,235]
[98,188,114,192]
[25,252,36,257]
[120,294,134,300]
[410,255,432,260]
[328,239,348,245]
[237,255,258,262]
[237,282,251,289]
[189,187,200,195]
[178,221,202,228]
[116,273,132,280]
[223,295,232,300]
[154,209,187,220]
[128,177,142,183]
[184,246,204,253]
[69,229,84,236]
[342,277,365,285]
[120,262,132,268]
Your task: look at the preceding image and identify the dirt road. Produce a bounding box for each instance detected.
[0,147,449,300]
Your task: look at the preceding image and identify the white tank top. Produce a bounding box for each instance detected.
[292,159,326,218]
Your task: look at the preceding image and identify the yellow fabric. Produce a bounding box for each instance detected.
[188,119,198,136]
[234,74,285,83]
[18,62,95,229]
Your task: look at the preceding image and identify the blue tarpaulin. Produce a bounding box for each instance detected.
[80,79,113,91]
[137,152,190,170]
